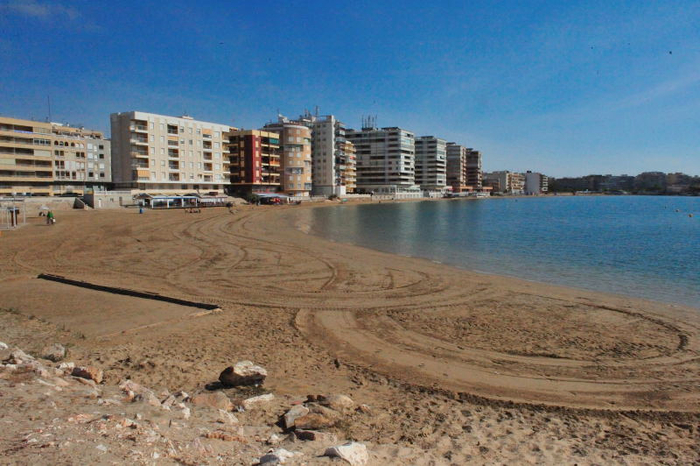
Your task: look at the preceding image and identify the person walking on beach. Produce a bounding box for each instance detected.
[46,210,55,225]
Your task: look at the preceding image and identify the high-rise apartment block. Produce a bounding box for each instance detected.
[446,143,469,192]
[466,149,483,189]
[295,113,356,196]
[345,125,420,195]
[415,136,447,191]
[226,129,281,194]
[110,111,230,193]
[263,116,312,196]
[0,116,111,196]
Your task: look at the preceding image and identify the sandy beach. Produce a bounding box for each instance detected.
[1,203,698,464]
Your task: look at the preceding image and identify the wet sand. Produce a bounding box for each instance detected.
[0,204,698,464]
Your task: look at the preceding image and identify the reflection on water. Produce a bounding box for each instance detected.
[306,196,700,309]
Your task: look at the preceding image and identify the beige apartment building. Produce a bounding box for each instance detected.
[0,116,111,196]
[340,140,357,193]
[110,111,231,194]
[263,116,312,196]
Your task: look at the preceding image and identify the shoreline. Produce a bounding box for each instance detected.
[287,197,700,312]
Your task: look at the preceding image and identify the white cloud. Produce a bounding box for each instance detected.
[1,0,79,21]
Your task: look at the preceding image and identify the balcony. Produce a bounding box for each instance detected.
[130,124,148,132]
[168,149,179,158]
[168,174,180,181]
[130,136,148,145]
[168,162,180,170]
[131,151,149,158]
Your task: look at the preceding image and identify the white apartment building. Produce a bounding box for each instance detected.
[345,125,420,195]
[295,113,356,196]
[524,171,549,194]
[110,111,231,193]
[415,136,447,191]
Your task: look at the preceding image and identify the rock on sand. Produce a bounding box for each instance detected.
[219,361,267,387]
[324,442,369,465]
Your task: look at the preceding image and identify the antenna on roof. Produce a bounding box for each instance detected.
[314,105,319,117]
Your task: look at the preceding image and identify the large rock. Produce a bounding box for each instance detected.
[71,366,103,384]
[293,412,338,430]
[283,405,309,430]
[42,343,66,362]
[242,393,274,410]
[0,342,8,350]
[324,442,369,465]
[319,394,354,412]
[219,361,267,387]
[190,391,233,411]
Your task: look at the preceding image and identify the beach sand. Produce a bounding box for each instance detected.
[0,204,698,464]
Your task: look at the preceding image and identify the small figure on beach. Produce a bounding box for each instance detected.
[46,210,55,225]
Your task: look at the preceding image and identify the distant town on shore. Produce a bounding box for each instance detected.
[1,111,697,200]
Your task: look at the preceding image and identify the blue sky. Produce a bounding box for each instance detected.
[1,0,699,177]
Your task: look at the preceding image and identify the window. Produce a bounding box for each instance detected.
[160,148,165,155]
[160,160,165,167]
[149,122,154,130]
[160,123,164,131]
[160,136,165,144]
[214,131,220,138]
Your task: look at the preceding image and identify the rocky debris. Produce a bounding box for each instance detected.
[242,393,274,410]
[161,390,189,409]
[119,379,160,406]
[56,361,75,374]
[219,360,267,387]
[71,366,103,384]
[319,394,355,413]
[283,405,309,429]
[259,448,297,465]
[357,404,372,414]
[324,442,369,465]
[190,391,233,411]
[0,341,8,350]
[294,429,338,443]
[294,404,341,430]
[217,409,239,425]
[5,348,34,364]
[42,343,66,362]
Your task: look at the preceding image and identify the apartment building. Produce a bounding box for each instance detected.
[110,111,230,193]
[415,136,447,191]
[524,171,549,195]
[345,125,419,195]
[446,143,469,192]
[466,149,483,189]
[340,140,357,193]
[226,129,281,194]
[262,116,312,196]
[294,113,356,197]
[484,171,524,194]
[0,116,111,196]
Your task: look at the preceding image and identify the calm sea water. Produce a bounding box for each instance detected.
[304,196,700,309]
